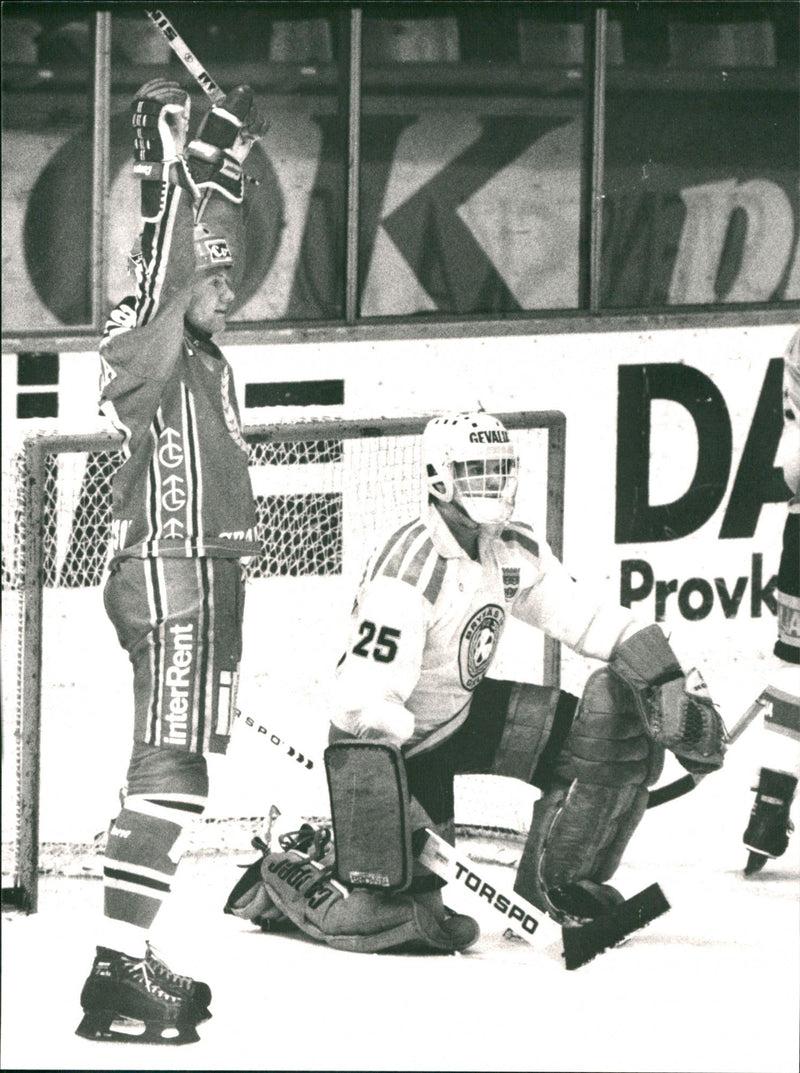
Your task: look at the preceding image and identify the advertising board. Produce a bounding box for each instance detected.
[3,321,793,714]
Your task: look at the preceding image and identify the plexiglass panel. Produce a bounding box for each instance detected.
[2,4,96,330]
[601,1,799,309]
[358,3,586,316]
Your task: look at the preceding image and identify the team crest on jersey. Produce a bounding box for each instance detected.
[459,604,505,690]
[502,567,520,601]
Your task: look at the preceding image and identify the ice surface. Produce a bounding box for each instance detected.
[3,731,798,1073]
[2,578,799,1072]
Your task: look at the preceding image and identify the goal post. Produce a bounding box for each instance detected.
[2,411,565,912]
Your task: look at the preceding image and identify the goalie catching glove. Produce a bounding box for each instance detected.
[609,625,727,775]
[187,85,268,204]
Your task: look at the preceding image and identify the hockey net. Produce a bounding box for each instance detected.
[1,412,565,910]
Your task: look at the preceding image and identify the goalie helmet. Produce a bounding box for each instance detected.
[422,412,518,525]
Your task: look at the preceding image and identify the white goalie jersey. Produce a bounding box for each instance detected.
[333,502,644,755]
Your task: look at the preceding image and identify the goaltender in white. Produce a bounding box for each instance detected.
[336,413,651,751]
[228,412,727,955]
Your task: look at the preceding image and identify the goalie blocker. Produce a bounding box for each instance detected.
[325,741,414,891]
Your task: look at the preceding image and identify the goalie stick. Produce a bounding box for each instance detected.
[233,710,314,769]
[414,827,544,945]
[235,691,763,806]
[417,829,668,969]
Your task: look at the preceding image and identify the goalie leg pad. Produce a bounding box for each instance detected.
[551,668,665,788]
[259,849,478,953]
[514,670,660,924]
[515,779,651,923]
[489,683,566,783]
[325,741,413,891]
[223,857,291,930]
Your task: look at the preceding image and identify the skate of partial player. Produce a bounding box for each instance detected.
[76,78,266,1045]
[741,327,800,876]
[227,411,726,965]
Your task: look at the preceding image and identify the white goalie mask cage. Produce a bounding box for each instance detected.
[422,412,519,524]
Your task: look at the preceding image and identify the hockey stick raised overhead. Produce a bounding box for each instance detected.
[145,9,225,104]
[144,8,264,187]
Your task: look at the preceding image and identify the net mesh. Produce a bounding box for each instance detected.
[2,415,561,898]
[2,435,424,590]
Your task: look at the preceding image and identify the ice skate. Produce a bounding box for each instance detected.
[76,946,201,1045]
[550,880,670,970]
[549,880,625,924]
[145,942,212,1022]
[743,769,797,875]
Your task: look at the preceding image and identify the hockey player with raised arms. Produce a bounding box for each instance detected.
[76,78,266,1044]
[741,327,800,875]
[228,411,727,955]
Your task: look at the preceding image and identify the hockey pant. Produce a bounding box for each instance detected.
[102,556,245,928]
[104,556,245,755]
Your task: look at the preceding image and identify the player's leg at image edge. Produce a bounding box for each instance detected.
[742,680,800,876]
[743,768,797,875]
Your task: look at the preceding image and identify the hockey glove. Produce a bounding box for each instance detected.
[132,78,191,181]
[610,625,727,776]
[187,85,267,204]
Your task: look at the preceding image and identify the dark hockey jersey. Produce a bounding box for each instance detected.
[99,181,259,563]
[774,511,799,665]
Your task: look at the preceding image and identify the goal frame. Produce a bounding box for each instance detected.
[3,410,565,912]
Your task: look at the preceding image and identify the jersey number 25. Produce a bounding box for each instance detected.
[352,621,401,663]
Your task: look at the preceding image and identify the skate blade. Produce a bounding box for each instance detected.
[744,851,769,875]
[76,1010,200,1045]
[561,883,670,970]
[194,1004,213,1023]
